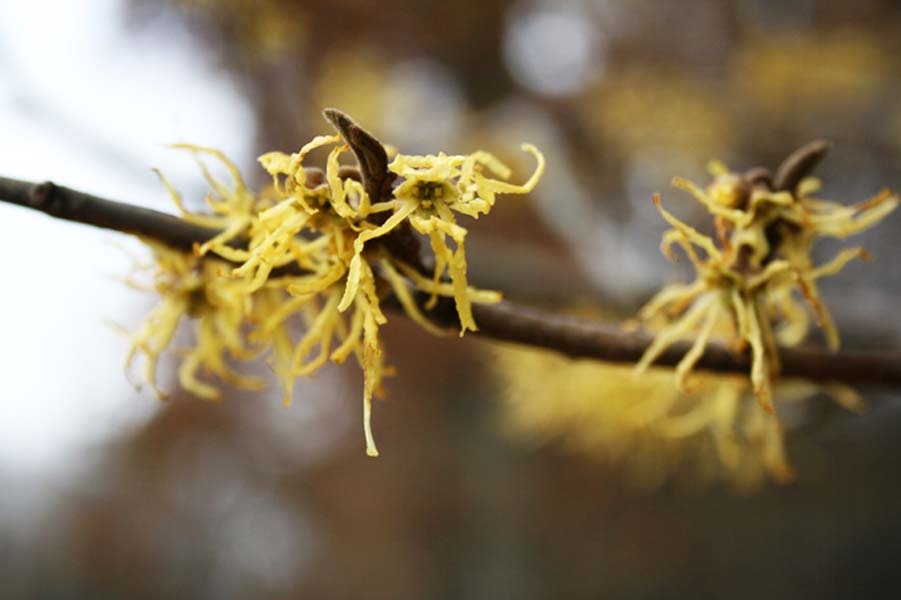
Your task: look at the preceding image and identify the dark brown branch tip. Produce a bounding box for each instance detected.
[322,108,424,272]
[774,139,832,193]
[743,167,773,190]
[322,107,392,202]
[321,107,354,135]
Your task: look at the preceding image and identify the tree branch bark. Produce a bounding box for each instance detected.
[0,177,222,251]
[3,175,901,386]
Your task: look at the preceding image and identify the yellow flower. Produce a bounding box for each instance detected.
[378,145,545,332]
[128,110,545,457]
[244,129,543,454]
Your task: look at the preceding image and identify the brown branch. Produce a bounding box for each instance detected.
[0,176,221,251]
[420,298,901,386]
[3,175,901,387]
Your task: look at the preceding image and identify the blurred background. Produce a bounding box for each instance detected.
[2,0,901,597]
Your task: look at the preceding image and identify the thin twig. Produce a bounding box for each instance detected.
[0,176,221,251]
[418,297,901,385]
[2,175,901,386]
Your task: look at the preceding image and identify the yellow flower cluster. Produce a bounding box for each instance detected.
[636,156,897,412]
[123,240,270,400]
[125,114,544,456]
[495,343,863,490]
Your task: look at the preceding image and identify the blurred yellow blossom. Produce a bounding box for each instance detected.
[581,69,731,161]
[310,47,391,133]
[495,343,863,491]
[123,240,264,401]
[732,30,889,120]
[172,0,307,62]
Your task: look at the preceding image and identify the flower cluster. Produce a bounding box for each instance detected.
[122,240,270,400]
[495,342,863,490]
[635,146,897,412]
[124,111,544,456]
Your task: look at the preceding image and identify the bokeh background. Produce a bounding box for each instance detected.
[2,0,901,597]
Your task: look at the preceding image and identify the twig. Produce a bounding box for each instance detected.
[420,297,901,385]
[2,175,901,386]
[774,139,832,193]
[0,177,220,251]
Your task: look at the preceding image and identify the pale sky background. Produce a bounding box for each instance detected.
[0,0,255,486]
